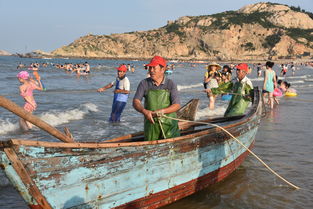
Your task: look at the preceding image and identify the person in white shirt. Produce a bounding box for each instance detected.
[97,65,130,122]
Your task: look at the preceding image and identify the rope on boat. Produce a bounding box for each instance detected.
[157,117,167,139]
[158,114,300,190]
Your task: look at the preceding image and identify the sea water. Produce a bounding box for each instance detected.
[0,56,312,208]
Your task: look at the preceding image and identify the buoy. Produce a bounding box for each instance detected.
[285,92,297,97]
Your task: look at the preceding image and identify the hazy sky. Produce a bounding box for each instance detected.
[0,0,312,53]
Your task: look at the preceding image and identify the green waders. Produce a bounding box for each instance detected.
[144,90,180,141]
[224,82,252,117]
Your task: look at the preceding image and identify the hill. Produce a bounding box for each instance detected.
[0,50,11,56]
[52,2,313,61]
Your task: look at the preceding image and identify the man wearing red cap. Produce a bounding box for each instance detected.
[133,56,180,141]
[97,65,130,122]
[205,63,254,117]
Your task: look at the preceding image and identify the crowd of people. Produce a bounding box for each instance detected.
[54,62,91,74]
[15,56,310,140]
[202,60,303,111]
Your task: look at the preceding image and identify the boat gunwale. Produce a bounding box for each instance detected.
[0,88,261,149]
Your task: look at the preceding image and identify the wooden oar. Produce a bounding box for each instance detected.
[0,96,74,143]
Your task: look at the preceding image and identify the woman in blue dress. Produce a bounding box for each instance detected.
[262,61,277,109]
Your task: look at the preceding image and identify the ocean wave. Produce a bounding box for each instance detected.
[195,106,226,120]
[91,65,112,70]
[39,103,99,126]
[178,83,202,91]
[293,84,313,88]
[250,77,263,81]
[0,103,99,135]
[289,80,305,84]
[0,119,19,135]
[285,75,308,79]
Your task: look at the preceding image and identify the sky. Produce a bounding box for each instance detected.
[0,0,312,53]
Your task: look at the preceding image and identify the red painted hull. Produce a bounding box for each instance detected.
[115,142,254,209]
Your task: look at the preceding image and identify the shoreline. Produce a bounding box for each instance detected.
[7,54,313,64]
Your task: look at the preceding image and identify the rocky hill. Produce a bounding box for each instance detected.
[0,50,11,56]
[52,2,313,61]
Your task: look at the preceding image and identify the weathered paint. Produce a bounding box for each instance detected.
[0,152,37,206]
[0,90,262,209]
[0,125,259,209]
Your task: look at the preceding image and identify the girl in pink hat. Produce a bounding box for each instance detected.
[17,71,43,130]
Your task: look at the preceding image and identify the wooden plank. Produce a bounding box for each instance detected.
[104,131,144,143]
[4,147,52,209]
[8,117,256,149]
[0,96,73,143]
[15,127,249,177]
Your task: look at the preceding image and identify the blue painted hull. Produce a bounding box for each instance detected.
[0,91,262,209]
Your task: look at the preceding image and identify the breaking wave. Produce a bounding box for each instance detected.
[0,103,99,135]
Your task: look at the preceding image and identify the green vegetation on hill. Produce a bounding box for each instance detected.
[289,5,313,20]
[262,34,281,48]
[164,23,185,37]
[210,11,277,29]
[175,8,313,49]
[286,28,313,44]
[241,42,256,51]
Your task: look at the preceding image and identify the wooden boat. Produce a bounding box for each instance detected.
[0,88,262,209]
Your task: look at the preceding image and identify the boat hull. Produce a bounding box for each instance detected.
[0,124,259,209]
[0,90,262,209]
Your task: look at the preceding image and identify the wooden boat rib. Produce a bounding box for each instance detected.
[0,88,262,209]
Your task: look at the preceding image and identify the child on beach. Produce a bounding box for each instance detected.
[280,81,297,94]
[220,67,233,101]
[203,62,221,110]
[17,71,43,130]
[273,78,283,104]
[221,65,232,82]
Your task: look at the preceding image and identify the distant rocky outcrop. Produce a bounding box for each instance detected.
[0,50,11,56]
[52,2,313,61]
[16,50,51,58]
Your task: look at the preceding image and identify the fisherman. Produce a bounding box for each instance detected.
[205,63,253,117]
[133,56,180,141]
[97,65,130,122]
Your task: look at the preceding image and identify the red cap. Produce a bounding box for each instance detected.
[236,63,249,73]
[116,65,127,72]
[146,56,167,67]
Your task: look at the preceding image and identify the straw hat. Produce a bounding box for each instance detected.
[207,62,221,70]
